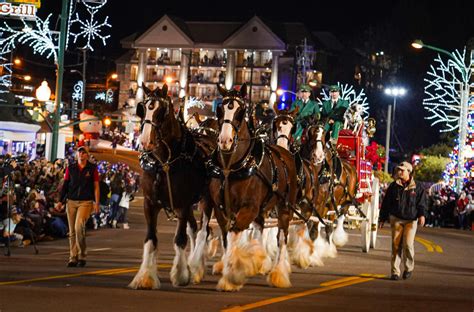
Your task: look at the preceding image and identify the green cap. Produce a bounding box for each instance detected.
[329,85,340,92]
[299,84,312,92]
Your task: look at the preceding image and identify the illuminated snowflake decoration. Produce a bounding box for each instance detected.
[95,89,114,103]
[0,14,58,62]
[69,0,111,51]
[423,48,474,132]
[319,82,370,118]
[186,97,206,109]
[72,81,84,102]
[95,92,106,101]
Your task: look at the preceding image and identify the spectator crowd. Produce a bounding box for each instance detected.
[0,153,140,249]
[380,179,473,231]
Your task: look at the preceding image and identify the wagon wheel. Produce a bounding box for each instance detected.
[370,177,380,249]
[360,199,372,253]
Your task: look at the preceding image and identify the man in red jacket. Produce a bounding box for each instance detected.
[60,147,100,267]
[380,161,426,281]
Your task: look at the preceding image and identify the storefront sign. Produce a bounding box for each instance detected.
[0,2,37,18]
[8,0,41,8]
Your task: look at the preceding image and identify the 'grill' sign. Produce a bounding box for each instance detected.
[0,2,37,18]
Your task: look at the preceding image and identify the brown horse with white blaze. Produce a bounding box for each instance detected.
[311,122,358,247]
[207,84,298,291]
[129,84,209,289]
[273,106,335,266]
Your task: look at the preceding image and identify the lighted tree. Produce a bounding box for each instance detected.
[423,48,473,131]
[424,47,474,191]
[0,15,58,62]
[319,82,370,118]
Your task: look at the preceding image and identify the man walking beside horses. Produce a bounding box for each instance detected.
[379,161,426,281]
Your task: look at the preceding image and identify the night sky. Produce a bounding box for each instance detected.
[28,1,474,154]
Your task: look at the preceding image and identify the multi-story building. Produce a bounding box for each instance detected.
[116,15,321,112]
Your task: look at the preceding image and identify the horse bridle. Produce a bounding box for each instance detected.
[219,96,245,153]
[137,96,170,138]
[306,124,325,164]
[274,114,295,143]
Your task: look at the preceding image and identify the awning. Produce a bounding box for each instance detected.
[0,121,41,133]
[0,130,37,142]
[0,121,41,142]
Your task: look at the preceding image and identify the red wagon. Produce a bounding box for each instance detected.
[337,127,380,252]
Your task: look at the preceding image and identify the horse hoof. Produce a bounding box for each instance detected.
[170,266,191,287]
[212,260,224,275]
[190,264,205,284]
[267,269,292,288]
[128,273,161,290]
[217,276,243,292]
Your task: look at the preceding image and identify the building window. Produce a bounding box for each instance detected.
[171,49,181,64]
[131,65,138,81]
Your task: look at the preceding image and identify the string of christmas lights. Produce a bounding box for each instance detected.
[443,107,474,189]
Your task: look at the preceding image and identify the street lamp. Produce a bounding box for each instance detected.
[384,86,406,173]
[103,117,111,127]
[276,88,297,96]
[412,39,470,191]
[36,80,52,102]
[276,88,298,110]
[105,72,118,89]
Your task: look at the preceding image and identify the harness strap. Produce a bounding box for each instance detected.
[277,134,290,141]
[162,164,175,212]
[254,152,314,225]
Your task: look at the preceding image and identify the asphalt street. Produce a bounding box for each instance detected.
[1,196,473,312]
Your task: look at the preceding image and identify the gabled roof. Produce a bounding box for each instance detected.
[126,15,317,51]
[133,14,194,48]
[223,16,286,51]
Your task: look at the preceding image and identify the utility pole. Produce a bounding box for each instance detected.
[50,0,69,161]
[384,104,392,173]
[80,48,87,110]
[296,38,313,86]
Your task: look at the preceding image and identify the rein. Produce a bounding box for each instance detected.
[139,100,198,214]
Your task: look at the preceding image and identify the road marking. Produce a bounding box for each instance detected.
[415,237,443,253]
[0,264,172,286]
[319,276,361,287]
[221,274,385,311]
